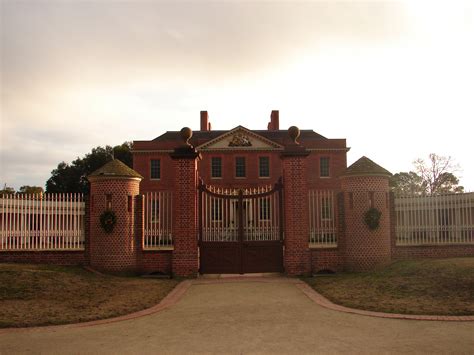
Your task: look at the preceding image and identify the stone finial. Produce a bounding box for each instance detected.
[180,127,193,146]
[288,126,300,144]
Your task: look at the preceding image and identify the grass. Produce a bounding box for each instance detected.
[305,258,474,316]
[0,264,179,328]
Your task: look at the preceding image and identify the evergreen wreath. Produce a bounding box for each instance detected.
[100,210,117,233]
[364,208,382,230]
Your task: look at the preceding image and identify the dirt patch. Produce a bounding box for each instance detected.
[0,264,179,328]
[305,257,474,315]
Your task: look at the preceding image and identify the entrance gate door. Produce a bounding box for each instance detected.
[198,179,283,274]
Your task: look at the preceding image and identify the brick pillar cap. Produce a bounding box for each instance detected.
[170,146,202,160]
[340,156,392,178]
[87,159,143,181]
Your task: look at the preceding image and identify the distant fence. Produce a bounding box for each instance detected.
[0,193,85,250]
[143,191,173,248]
[309,190,338,247]
[395,192,474,245]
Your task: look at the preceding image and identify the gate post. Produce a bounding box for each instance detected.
[170,127,201,277]
[280,126,311,276]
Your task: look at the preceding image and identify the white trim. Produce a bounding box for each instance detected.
[87,176,142,182]
[309,243,337,249]
[196,126,284,150]
[132,150,174,153]
[307,148,350,152]
[143,246,174,251]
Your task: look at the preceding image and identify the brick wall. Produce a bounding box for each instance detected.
[306,151,346,189]
[310,248,344,273]
[393,244,474,260]
[135,150,345,192]
[134,153,175,191]
[141,250,173,274]
[282,150,311,276]
[89,178,140,272]
[171,151,200,277]
[198,151,282,188]
[0,251,85,265]
[341,175,391,271]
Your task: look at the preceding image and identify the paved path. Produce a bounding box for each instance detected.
[1,277,473,354]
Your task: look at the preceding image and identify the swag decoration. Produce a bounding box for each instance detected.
[364,208,382,230]
[100,210,117,233]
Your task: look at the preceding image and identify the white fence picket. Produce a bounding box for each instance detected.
[143,191,173,249]
[0,193,85,250]
[395,192,474,245]
[309,190,338,247]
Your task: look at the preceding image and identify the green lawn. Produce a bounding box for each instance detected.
[305,257,474,316]
[0,264,179,328]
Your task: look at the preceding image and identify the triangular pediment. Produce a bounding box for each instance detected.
[196,126,284,151]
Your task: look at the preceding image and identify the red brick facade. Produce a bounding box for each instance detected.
[2,111,472,275]
[133,111,348,193]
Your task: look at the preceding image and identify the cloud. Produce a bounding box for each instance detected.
[1,0,473,190]
[1,1,406,92]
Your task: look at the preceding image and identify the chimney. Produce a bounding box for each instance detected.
[200,111,211,131]
[268,110,279,131]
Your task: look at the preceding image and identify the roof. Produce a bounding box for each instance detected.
[342,156,391,177]
[133,125,350,151]
[152,129,327,145]
[88,159,143,179]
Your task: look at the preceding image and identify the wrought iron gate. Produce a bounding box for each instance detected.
[198,179,284,274]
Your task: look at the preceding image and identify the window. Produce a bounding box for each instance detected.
[321,197,332,220]
[150,159,160,180]
[259,157,270,178]
[320,157,330,177]
[259,198,271,220]
[235,157,246,178]
[211,157,222,178]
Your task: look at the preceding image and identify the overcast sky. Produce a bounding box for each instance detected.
[1,0,473,191]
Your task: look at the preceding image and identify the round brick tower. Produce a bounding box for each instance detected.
[340,156,392,271]
[87,159,143,273]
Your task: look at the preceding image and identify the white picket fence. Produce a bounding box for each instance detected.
[309,190,338,247]
[0,193,85,250]
[395,192,474,245]
[143,191,173,248]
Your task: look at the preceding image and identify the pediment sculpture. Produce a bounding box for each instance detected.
[228,133,252,147]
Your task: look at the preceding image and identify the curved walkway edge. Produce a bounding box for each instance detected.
[1,276,472,334]
[294,279,474,322]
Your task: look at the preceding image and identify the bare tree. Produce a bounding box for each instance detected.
[413,153,463,194]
